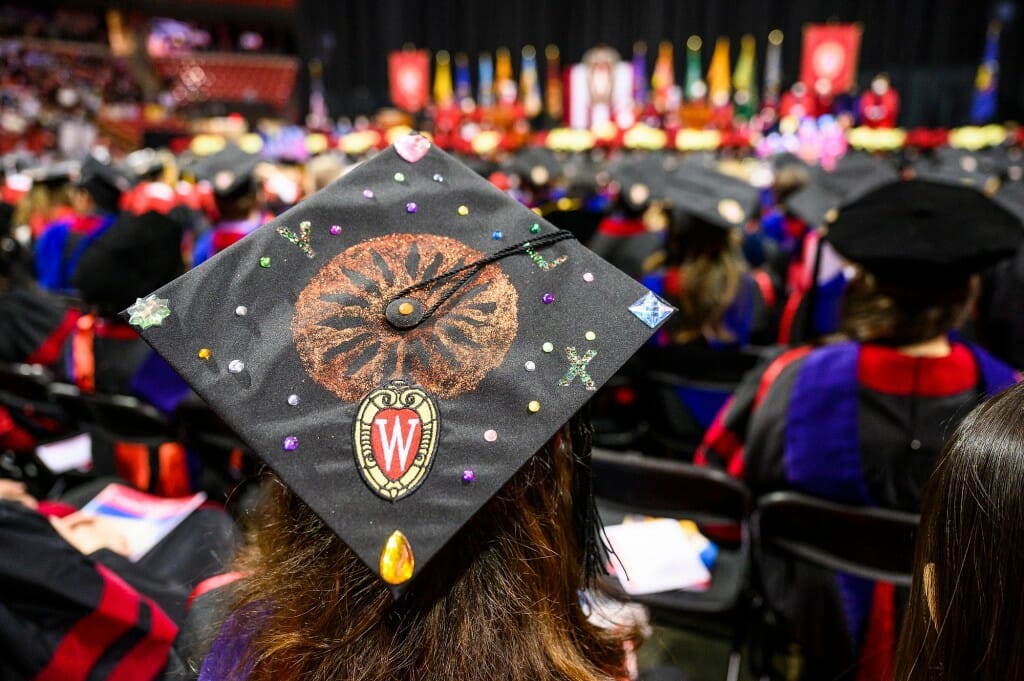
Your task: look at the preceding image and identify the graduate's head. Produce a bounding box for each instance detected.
[896,381,1024,681]
[125,134,672,680]
[830,179,1022,344]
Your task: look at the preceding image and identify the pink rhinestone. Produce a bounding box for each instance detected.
[330,225,342,235]
[483,429,498,442]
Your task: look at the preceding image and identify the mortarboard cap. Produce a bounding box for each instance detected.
[665,164,760,230]
[191,145,261,201]
[826,178,1023,281]
[123,133,673,595]
[78,156,129,213]
[506,147,562,186]
[785,152,899,227]
[25,160,79,188]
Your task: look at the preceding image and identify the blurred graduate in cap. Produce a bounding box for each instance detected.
[34,156,126,293]
[190,145,271,267]
[127,133,672,680]
[642,166,777,349]
[697,178,1021,679]
[67,210,189,406]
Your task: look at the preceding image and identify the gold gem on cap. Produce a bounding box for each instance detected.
[379,530,415,585]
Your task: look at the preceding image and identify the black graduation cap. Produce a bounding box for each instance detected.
[506,147,562,186]
[123,133,673,594]
[25,160,79,188]
[73,211,186,314]
[191,145,261,201]
[785,152,899,227]
[78,156,128,213]
[666,163,760,230]
[607,152,678,211]
[826,178,1023,281]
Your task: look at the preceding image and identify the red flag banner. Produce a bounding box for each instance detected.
[388,49,430,113]
[800,23,862,93]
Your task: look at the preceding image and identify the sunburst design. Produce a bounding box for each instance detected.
[292,233,519,401]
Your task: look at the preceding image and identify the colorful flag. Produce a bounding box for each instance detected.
[763,29,783,107]
[545,44,563,121]
[495,47,516,105]
[633,41,648,105]
[478,52,494,108]
[732,34,757,120]
[970,21,1002,124]
[651,41,675,112]
[433,50,454,107]
[388,48,430,113]
[520,45,543,118]
[800,23,862,93]
[707,37,731,106]
[684,35,703,101]
[454,52,473,103]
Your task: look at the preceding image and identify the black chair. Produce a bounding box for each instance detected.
[751,492,919,679]
[591,449,752,681]
[636,346,770,460]
[48,383,172,438]
[752,491,918,587]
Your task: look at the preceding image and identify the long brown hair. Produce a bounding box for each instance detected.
[894,382,1024,680]
[222,419,635,681]
[664,215,747,345]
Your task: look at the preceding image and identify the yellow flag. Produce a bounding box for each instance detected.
[707,37,731,105]
[433,50,454,106]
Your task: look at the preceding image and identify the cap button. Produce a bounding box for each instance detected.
[386,297,425,329]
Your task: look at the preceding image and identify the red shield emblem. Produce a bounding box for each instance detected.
[354,381,438,501]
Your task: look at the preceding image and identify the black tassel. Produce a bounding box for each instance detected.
[569,408,611,588]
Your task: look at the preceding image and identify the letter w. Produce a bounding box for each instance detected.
[375,417,420,474]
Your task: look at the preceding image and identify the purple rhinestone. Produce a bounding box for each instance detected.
[362,189,374,199]
[283,436,299,451]
[406,202,418,213]
[330,225,342,235]
[462,469,476,484]
[542,293,555,305]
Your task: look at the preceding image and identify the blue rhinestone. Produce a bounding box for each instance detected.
[492,230,503,240]
[628,292,674,328]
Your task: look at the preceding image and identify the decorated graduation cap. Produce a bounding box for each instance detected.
[124,133,673,594]
[826,178,1023,281]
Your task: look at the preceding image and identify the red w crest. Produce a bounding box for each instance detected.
[354,381,438,501]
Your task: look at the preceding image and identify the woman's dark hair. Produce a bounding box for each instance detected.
[222,418,636,681]
[895,381,1024,680]
[840,269,976,345]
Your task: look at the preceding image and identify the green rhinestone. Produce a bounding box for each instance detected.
[394,172,405,182]
[259,257,272,268]
[530,223,541,234]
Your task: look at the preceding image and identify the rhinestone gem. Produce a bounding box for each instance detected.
[461,469,476,484]
[583,272,594,282]
[330,225,342,235]
[483,429,498,442]
[259,256,271,268]
[458,205,469,216]
[542,342,554,353]
[379,530,415,585]
[398,302,415,315]
[432,173,444,182]
[283,436,299,451]
[530,223,541,234]
[542,293,554,304]
[228,359,245,373]
[524,361,536,372]
[406,202,418,213]
[287,394,300,406]
[197,348,212,360]
[235,305,248,316]
[362,188,374,198]
[628,292,674,328]
[492,230,503,240]
[585,331,597,341]
[527,400,541,413]
[394,172,406,182]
